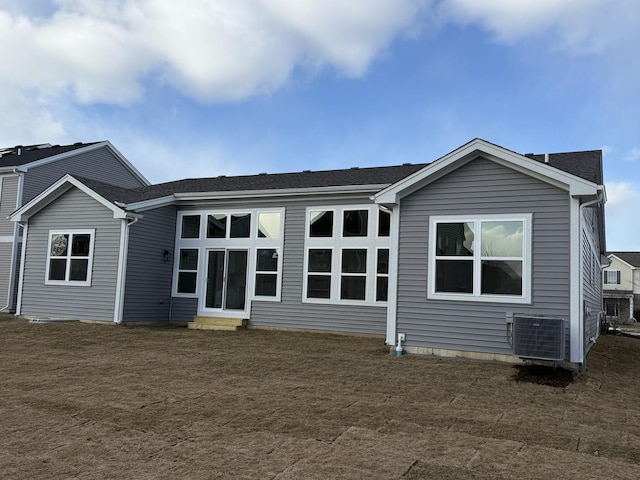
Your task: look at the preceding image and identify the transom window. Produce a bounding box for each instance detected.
[304,206,391,305]
[46,230,95,285]
[429,215,531,303]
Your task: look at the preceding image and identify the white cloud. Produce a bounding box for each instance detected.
[0,0,426,105]
[0,93,66,146]
[624,148,640,162]
[440,0,640,54]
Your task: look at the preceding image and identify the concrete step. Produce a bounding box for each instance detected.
[187,323,240,331]
[192,316,247,327]
[187,316,247,331]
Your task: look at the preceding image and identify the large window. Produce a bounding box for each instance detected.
[429,215,531,303]
[173,210,284,302]
[45,230,95,285]
[304,206,391,305]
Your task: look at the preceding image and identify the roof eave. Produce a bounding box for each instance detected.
[9,174,128,222]
[374,138,602,205]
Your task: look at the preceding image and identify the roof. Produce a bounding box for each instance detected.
[0,142,100,168]
[11,138,606,226]
[608,252,640,268]
[525,150,603,184]
[375,138,603,206]
[75,162,429,204]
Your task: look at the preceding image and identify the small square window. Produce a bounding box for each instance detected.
[230,214,251,238]
[308,275,331,298]
[258,212,281,238]
[207,214,227,238]
[310,211,333,237]
[343,210,368,237]
[181,215,201,238]
[308,249,332,272]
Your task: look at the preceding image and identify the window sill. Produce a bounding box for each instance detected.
[427,292,531,305]
[303,298,387,308]
[45,280,92,287]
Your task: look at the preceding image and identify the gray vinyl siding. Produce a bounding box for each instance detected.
[169,297,198,322]
[582,206,602,351]
[122,205,177,322]
[22,146,146,203]
[19,188,121,321]
[0,243,12,310]
[397,156,571,357]
[0,174,19,236]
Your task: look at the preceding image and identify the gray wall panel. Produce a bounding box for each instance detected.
[122,206,177,322]
[0,243,12,309]
[169,297,198,322]
[22,146,146,203]
[0,174,19,236]
[397,156,571,356]
[20,188,121,321]
[582,206,603,350]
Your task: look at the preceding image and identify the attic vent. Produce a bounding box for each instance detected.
[513,316,565,361]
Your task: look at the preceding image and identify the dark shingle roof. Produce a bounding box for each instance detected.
[525,150,603,184]
[608,252,640,267]
[0,142,99,168]
[69,145,603,207]
[81,163,429,204]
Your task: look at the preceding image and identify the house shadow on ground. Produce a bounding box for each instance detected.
[511,364,575,388]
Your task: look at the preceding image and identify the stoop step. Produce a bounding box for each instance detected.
[187,316,247,331]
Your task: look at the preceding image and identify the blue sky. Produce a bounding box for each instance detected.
[1,0,639,250]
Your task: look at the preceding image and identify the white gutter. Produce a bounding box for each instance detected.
[384,202,402,345]
[172,184,389,201]
[14,222,28,315]
[120,184,390,212]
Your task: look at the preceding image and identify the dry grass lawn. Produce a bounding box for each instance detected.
[1,315,640,479]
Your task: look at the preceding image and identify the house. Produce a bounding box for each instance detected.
[602,252,640,324]
[9,139,606,370]
[0,142,149,313]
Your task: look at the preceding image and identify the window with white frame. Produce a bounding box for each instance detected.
[429,215,531,303]
[177,248,199,294]
[173,210,284,301]
[603,270,621,285]
[46,230,95,285]
[304,206,390,304]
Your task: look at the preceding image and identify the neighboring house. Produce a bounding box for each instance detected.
[602,252,640,324]
[9,139,606,370]
[0,142,149,312]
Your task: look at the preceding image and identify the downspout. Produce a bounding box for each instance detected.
[2,169,24,313]
[114,216,139,324]
[577,190,605,369]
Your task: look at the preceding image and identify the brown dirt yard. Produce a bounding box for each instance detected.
[1,316,639,480]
